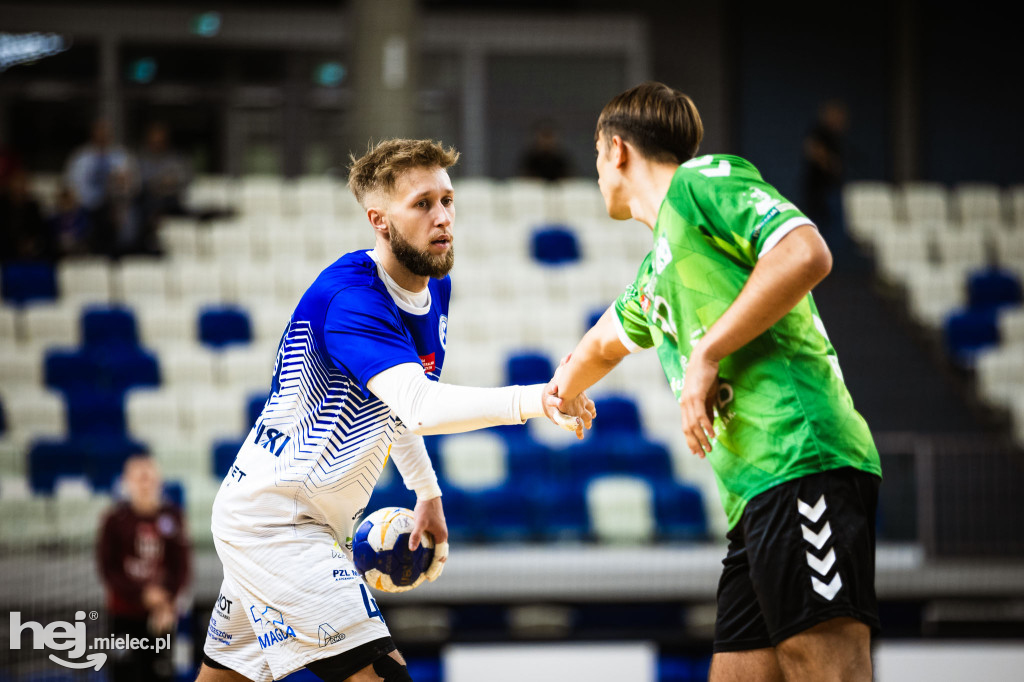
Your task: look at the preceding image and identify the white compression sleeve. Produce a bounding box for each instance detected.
[388,432,442,501]
[367,363,546,437]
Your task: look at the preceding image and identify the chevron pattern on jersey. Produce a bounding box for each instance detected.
[255,320,404,500]
[798,494,843,601]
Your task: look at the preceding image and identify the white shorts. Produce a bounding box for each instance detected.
[203,531,392,681]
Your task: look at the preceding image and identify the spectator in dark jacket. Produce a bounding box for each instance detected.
[97,455,191,682]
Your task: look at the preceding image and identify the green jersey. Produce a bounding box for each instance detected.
[613,154,881,529]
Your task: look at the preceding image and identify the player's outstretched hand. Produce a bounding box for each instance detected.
[411,496,449,582]
[679,346,720,457]
[542,380,596,440]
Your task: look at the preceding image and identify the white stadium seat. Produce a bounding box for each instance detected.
[239,176,285,216]
[115,256,169,304]
[932,229,991,271]
[135,303,198,349]
[587,475,656,544]
[954,182,1005,225]
[185,176,236,213]
[0,306,16,344]
[158,345,219,388]
[57,257,112,306]
[439,432,508,491]
[904,264,968,329]
[158,217,203,259]
[998,306,1024,346]
[292,177,337,216]
[873,229,932,286]
[975,344,1024,408]
[207,226,253,262]
[220,262,278,307]
[1,388,66,441]
[125,388,185,444]
[901,182,949,223]
[216,345,276,395]
[19,302,80,348]
[167,259,225,305]
[0,344,45,389]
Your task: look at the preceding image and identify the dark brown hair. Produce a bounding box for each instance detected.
[348,138,460,206]
[596,82,703,164]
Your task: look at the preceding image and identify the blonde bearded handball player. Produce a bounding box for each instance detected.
[366,362,595,588]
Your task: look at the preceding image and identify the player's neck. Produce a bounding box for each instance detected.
[374,245,429,293]
[626,161,678,230]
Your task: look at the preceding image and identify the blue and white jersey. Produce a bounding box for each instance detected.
[211,250,450,545]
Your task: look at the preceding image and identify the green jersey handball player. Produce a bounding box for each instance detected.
[549,82,882,681]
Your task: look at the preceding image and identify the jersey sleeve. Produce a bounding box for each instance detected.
[323,284,422,392]
[612,253,655,352]
[670,156,815,268]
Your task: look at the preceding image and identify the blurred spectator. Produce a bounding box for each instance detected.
[0,168,54,262]
[65,118,139,256]
[137,121,191,252]
[47,185,92,258]
[97,455,191,682]
[520,120,572,181]
[801,99,848,240]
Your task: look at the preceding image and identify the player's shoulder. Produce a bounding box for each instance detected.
[673,154,762,186]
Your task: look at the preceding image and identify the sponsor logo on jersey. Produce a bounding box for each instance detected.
[333,568,358,581]
[438,315,448,350]
[654,236,673,274]
[253,422,292,457]
[419,352,436,374]
[318,623,346,647]
[215,593,233,618]
[250,606,296,650]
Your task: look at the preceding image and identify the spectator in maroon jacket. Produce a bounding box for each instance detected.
[97,455,191,682]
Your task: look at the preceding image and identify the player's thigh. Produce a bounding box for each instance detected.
[709,649,784,682]
[344,650,408,682]
[195,662,253,682]
[775,616,871,682]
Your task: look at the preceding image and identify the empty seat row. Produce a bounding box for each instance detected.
[845,181,1024,232]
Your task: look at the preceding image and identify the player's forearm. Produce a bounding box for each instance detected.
[389,433,442,500]
[556,308,629,400]
[368,363,545,436]
[698,224,831,362]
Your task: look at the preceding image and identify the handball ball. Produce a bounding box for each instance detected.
[352,507,434,593]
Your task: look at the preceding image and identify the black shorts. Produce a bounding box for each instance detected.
[713,466,881,652]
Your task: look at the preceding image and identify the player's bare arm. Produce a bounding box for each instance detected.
[680,223,832,456]
[548,307,633,402]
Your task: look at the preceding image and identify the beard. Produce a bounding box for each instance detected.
[388,222,455,278]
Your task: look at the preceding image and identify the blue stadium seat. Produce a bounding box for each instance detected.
[199,306,252,348]
[81,436,146,491]
[943,308,999,366]
[404,658,442,682]
[653,480,707,540]
[212,438,245,478]
[28,440,84,494]
[505,351,553,385]
[247,393,268,427]
[604,434,674,480]
[530,225,580,265]
[82,306,139,348]
[64,389,125,437]
[967,268,1023,313]
[90,347,160,392]
[44,350,98,392]
[1,262,57,305]
[528,478,588,541]
[591,395,643,436]
[464,480,534,542]
[163,480,186,508]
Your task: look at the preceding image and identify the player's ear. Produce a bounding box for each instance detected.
[611,135,628,169]
[367,207,388,236]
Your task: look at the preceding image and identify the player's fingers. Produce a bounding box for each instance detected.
[408,527,421,551]
[426,541,449,582]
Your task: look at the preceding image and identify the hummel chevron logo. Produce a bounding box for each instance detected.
[797,495,827,523]
[801,521,832,550]
[806,548,836,576]
[812,574,843,601]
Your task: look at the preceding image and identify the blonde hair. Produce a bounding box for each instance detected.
[596,82,703,164]
[348,138,460,206]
